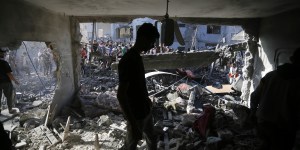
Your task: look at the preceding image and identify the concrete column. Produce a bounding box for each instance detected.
[240,21,259,106]
[0,0,82,120]
[50,17,82,119]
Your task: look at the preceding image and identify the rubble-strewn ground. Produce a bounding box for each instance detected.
[2,62,261,150]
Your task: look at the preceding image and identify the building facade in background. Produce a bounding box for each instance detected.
[80,17,245,50]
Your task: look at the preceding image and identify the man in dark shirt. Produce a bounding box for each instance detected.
[117,23,159,150]
[0,48,19,114]
[250,47,300,150]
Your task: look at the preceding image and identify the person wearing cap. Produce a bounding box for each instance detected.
[117,23,159,150]
[0,48,19,114]
[250,47,300,150]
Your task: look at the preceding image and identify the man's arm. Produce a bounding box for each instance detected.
[7,72,19,85]
[117,81,135,122]
[117,81,143,138]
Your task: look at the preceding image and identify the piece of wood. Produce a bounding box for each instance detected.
[59,123,65,130]
[48,104,57,126]
[62,116,71,141]
[15,141,27,148]
[110,124,126,132]
[33,125,60,145]
[205,84,234,93]
[44,105,51,126]
[44,127,60,145]
[53,128,63,141]
[94,133,100,150]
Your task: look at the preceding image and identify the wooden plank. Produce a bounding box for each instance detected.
[33,125,44,135]
[44,127,60,145]
[205,84,234,94]
[53,128,63,141]
[33,125,60,145]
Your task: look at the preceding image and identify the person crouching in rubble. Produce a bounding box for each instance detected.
[228,63,239,84]
[250,47,300,150]
[0,48,19,114]
[117,23,159,150]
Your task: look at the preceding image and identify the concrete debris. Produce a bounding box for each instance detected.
[2,65,262,150]
[97,115,113,126]
[15,141,27,148]
[164,97,186,110]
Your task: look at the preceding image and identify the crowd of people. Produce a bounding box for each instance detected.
[80,39,174,72]
[80,40,132,71]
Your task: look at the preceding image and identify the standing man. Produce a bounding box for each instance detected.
[80,45,87,75]
[117,23,159,150]
[0,48,19,114]
[250,47,300,150]
[42,47,52,76]
[21,52,30,76]
[37,49,43,73]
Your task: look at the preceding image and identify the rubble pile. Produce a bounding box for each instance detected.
[2,65,260,150]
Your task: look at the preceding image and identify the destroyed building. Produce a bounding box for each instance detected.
[1,0,300,149]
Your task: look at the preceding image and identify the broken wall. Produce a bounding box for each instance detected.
[0,0,80,114]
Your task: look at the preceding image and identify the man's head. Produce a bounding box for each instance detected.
[290,47,300,65]
[0,48,7,58]
[136,23,160,52]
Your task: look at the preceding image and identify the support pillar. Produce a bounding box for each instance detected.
[240,20,260,106]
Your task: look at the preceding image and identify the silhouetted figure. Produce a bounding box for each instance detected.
[117,23,159,150]
[0,48,19,114]
[250,47,300,150]
[0,122,13,150]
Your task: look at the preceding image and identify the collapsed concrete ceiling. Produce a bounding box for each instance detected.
[23,0,300,19]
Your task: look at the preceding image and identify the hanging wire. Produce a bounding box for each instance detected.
[22,42,47,92]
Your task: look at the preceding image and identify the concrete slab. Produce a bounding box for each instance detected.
[111,50,219,70]
[0,108,20,123]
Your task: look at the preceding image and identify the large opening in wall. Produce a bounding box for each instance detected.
[78,19,247,86]
[77,18,247,100]
[1,41,58,114]
[79,19,246,63]
[68,18,260,150]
